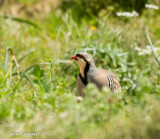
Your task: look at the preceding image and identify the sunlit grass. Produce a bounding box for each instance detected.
[0,1,160,138]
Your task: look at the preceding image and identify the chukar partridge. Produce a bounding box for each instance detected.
[71,52,121,96]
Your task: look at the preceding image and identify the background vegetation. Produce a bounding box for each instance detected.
[0,0,160,138]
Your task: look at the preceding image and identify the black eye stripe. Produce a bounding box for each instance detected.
[76,54,89,63]
[79,55,84,58]
[76,54,84,59]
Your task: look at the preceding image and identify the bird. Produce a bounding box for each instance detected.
[71,52,121,96]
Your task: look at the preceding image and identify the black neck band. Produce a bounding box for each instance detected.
[79,62,90,86]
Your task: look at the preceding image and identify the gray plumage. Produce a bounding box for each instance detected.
[71,52,121,96]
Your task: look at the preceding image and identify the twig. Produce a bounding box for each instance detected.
[8,48,20,76]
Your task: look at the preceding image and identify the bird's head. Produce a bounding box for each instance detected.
[71,52,95,66]
[71,52,96,76]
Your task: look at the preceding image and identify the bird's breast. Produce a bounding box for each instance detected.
[87,71,103,90]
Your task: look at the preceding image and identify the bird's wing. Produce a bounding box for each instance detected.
[105,74,121,91]
[93,69,121,92]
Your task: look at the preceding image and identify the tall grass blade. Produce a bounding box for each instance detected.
[20,64,38,79]
[4,48,9,72]
[2,15,41,30]
[13,49,34,69]
[23,75,33,87]
[146,26,160,67]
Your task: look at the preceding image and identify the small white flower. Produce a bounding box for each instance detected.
[67,32,71,36]
[116,11,139,17]
[145,4,159,10]
[135,46,160,55]
[75,96,83,102]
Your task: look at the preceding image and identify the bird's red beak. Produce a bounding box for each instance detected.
[71,55,78,60]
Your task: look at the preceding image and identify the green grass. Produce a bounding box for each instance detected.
[0,1,160,138]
